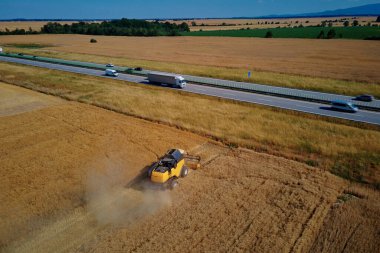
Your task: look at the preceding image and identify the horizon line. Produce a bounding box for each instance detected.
[0,14,378,22]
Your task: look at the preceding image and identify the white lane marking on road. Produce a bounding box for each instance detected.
[360,110,380,115]
[296,105,314,109]
[196,88,210,93]
[257,98,272,102]
[196,87,275,102]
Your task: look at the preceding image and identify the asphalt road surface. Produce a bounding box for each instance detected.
[1,56,379,126]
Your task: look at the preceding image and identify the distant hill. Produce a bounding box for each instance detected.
[303,3,380,17]
[255,3,380,18]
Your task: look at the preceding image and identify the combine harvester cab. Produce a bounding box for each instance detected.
[148,149,200,189]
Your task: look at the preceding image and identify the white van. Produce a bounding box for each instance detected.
[105,69,118,77]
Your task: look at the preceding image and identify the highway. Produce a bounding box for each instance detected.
[1,56,379,126]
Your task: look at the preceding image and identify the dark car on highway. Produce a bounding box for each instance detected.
[331,100,358,113]
[355,94,374,102]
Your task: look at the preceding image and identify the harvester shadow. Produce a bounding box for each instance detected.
[124,162,160,192]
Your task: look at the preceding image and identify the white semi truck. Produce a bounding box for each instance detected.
[148,72,186,89]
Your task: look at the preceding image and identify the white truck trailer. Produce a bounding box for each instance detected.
[147,72,186,89]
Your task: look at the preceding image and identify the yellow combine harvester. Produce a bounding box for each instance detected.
[147,149,201,189]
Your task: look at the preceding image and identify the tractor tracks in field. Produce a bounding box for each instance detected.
[3,187,134,253]
[4,208,105,253]
[288,196,333,253]
[341,222,362,253]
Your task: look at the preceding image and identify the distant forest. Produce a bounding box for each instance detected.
[0,19,190,36]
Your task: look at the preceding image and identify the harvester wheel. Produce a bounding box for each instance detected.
[169,178,179,190]
[181,166,189,178]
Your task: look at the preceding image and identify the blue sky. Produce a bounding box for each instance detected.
[1,0,379,19]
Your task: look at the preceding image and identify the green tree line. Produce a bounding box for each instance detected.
[0,19,190,36]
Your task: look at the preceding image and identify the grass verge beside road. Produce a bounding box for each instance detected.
[3,45,380,98]
[0,61,379,188]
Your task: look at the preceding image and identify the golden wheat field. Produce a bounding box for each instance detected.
[0,19,380,253]
[1,83,379,253]
[1,34,380,84]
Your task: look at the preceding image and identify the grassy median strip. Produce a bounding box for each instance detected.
[4,46,380,98]
[0,61,379,187]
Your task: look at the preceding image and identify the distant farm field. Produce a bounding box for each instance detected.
[1,17,378,32]
[1,34,380,88]
[165,16,379,31]
[183,26,380,39]
[0,21,75,32]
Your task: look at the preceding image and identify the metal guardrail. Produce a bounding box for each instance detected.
[1,52,379,111]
